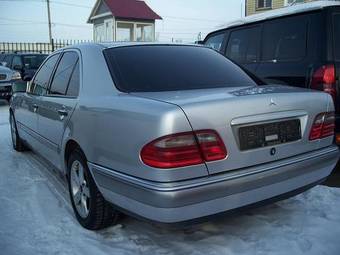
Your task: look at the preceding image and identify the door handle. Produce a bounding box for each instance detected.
[33,104,38,113]
[57,109,68,117]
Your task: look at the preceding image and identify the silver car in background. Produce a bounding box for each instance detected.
[0,65,21,101]
[9,43,339,230]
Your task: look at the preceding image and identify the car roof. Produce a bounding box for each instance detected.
[215,0,340,32]
[58,42,204,53]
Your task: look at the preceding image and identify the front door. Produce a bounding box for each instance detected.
[16,54,60,147]
[104,19,114,42]
[37,51,80,169]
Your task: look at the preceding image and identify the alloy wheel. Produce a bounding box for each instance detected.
[70,160,90,218]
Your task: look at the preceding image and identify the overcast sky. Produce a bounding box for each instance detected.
[0,0,245,43]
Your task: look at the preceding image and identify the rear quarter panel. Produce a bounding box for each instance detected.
[68,94,209,182]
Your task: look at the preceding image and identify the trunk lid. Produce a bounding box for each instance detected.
[132,85,333,175]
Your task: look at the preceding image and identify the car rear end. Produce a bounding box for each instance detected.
[90,45,339,223]
[0,67,20,100]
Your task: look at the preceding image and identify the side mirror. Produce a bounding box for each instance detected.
[12,80,28,93]
[13,65,23,71]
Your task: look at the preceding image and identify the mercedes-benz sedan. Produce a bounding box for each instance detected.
[9,43,339,230]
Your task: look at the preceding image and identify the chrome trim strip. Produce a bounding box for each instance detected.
[230,110,307,126]
[89,145,339,192]
[18,121,59,152]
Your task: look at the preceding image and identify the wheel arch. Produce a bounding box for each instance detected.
[64,139,85,175]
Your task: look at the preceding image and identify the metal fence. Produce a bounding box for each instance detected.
[0,39,92,54]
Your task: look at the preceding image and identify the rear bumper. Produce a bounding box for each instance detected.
[89,145,339,223]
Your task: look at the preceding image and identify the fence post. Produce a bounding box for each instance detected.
[51,38,55,52]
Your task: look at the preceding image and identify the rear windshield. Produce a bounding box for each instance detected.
[104,45,258,92]
[334,14,340,60]
[23,55,47,69]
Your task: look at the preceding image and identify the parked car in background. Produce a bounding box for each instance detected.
[204,1,340,143]
[9,43,339,230]
[0,52,47,82]
[0,65,21,101]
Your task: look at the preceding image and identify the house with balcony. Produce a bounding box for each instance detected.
[87,0,162,42]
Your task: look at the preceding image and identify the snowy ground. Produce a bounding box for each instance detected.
[1,102,340,255]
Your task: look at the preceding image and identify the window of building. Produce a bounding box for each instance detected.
[285,0,304,6]
[205,33,226,52]
[226,27,260,63]
[261,16,307,62]
[256,0,272,9]
[136,24,154,42]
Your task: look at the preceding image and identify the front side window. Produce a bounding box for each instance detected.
[29,54,60,95]
[262,16,307,62]
[105,45,258,92]
[22,55,47,70]
[205,33,226,52]
[49,52,78,96]
[226,27,260,64]
[256,0,272,9]
[3,55,13,67]
[12,56,23,69]
[334,14,340,60]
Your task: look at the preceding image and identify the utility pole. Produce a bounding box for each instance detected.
[46,0,52,44]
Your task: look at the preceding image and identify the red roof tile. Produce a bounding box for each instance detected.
[104,0,162,20]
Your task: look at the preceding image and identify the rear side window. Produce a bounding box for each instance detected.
[262,16,307,62]
[104,45,258,92]
[49,52,78,96]
[66,60,80,97]
[334,14,340,60]
[205,33,225,51]
[226,27,260,63]
[29,54,60,95]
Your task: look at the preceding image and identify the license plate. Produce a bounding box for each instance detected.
[239,119,301,151]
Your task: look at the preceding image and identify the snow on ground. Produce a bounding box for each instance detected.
[0,102,340,255]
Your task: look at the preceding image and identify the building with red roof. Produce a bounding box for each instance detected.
[88,0,162,42]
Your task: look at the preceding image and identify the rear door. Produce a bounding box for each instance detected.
[256,14,310,86]
[224,25,261,73]
[15,53,60,146]
[37,50,80,169]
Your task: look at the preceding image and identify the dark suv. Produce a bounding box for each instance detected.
[204,2,340,143]
[0,52,47,82]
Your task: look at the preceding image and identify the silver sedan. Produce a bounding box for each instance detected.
[9,43,339,230]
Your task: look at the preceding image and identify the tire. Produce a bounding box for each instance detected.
[9,112,27,152]
[67,149,119,230]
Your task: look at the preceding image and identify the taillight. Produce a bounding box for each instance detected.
[311,65,336,102]
[309,112,335,141]
[141,130,227,169]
